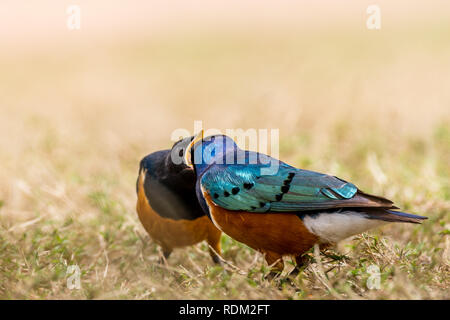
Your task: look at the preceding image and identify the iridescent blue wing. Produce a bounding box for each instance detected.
[200,157,393,212]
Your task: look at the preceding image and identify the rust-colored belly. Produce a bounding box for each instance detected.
[203,192,319,256]
[136,171,220,251]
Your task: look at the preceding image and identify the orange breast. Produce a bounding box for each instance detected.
[203,192,319,256]
[136,171,218,251]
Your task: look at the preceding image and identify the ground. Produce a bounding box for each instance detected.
[0,1,449,299]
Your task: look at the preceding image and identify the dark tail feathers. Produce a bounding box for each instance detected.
[366,209,428,224]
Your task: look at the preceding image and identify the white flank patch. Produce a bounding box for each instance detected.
[303,211,388,244]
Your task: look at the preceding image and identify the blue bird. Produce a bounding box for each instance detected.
[182,131,427,274]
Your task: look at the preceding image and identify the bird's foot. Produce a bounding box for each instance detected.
[158,248,172,265]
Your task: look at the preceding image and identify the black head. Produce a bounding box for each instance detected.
[137,135,204,220]
[138,136,194,180]
[165,135,195,174]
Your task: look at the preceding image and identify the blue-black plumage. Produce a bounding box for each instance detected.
[136,136,222,263]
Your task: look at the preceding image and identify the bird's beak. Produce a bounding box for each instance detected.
[184,129,204,168]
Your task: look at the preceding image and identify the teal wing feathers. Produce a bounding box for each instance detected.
[200,161,394,213]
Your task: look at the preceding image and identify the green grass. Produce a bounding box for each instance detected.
[0,121,448,299]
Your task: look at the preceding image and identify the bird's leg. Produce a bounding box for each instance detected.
[163,249,172,259]
[159,246,172,264]
[289,254,309,278]
[264,251,284,280]
[289,244,332,277]
[208,241,223,265]
[207,230,223,265]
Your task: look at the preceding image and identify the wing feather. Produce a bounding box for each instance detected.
[200,162,394,213]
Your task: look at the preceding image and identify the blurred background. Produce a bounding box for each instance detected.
[0,0,448,299]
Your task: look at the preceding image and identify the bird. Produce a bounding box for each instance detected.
[183,131,427,274]
[136,136,222,264]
